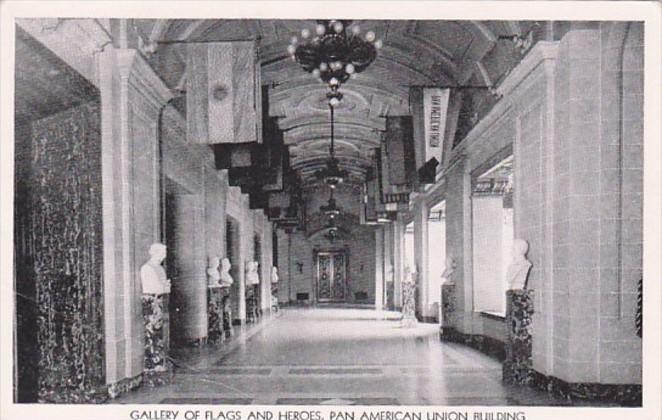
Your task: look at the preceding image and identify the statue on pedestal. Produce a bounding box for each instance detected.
[140,243,170,295]
[401,265,418,328]
[245,261,260,322]
[207,256,221,288]
[219,257,234,337]
[139,243,172,385]
[506,239,533,290]
[271,266,279,312]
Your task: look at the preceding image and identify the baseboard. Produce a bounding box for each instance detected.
[107,373,143,400]
[440,327,506,361]
[530,370,642,407]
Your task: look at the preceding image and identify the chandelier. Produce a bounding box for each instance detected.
[314,103,348,187]
[287,20,382,90]
[320,187,341,219]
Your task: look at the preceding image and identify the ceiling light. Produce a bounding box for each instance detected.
[288,20,379,90]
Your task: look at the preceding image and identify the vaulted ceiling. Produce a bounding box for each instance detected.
[133,19,541,183]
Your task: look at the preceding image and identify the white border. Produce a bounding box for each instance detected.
[1,2,660,420]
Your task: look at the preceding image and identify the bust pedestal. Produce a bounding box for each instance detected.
[221,287,234,338]
[503,289,534,385]
[400,282,418,328]
[142,292,173,386]
[207,286,226,344]
[440,282,456,340]
[246,284,260,323]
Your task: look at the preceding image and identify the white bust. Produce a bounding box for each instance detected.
[207,256,221,287]
[140,243,171,295]
[506,239,533,290]
[271,266,279,283]
[441,257,456,285]
[246,261,260,286]
[220,257,233,287]
[404,265,417,284]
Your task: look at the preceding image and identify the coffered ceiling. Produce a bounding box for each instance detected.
[133,19,540,183]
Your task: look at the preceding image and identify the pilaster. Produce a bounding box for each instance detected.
[99,47,172,386]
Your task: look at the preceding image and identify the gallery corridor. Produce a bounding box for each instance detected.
[9,16,646,412]
[115,308,569,406]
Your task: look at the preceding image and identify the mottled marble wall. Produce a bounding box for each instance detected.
[29,101,106,402]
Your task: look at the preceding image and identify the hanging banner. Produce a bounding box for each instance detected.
[187,41,262,144]
[423,87,450,165]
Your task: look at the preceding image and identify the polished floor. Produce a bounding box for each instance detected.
[115,307,570,406]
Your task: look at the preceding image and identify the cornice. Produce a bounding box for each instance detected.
[115,49,173,111]
[496,41,559,99]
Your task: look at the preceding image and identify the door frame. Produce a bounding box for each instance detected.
[314,250,348,303]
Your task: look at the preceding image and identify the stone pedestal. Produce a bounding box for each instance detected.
[221,288,234,338]
[503,289,534,385]
[246,284,260,323]
[440,283,456,339]
[142,293,173,386]
[271,283,279,312]
[207,287,226,344]
[400,282,418,328]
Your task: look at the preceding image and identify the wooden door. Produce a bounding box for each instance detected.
[316,252,347,303]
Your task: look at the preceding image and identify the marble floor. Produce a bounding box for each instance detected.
[114,307,571,406]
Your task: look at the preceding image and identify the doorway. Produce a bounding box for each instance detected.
[315,251,347,303]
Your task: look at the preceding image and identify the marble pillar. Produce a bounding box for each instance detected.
[207,287,226,344]
[503,289,534,385]
[99,48,173,386]
[142,293,173,386]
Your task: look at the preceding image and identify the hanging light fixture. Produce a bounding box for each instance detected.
[315,102,349,188]
[287,20,381,90]
[320,187,341,219]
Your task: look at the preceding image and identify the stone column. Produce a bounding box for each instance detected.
[503,289,534,385]
[169,193,208,346]
[392,219,405,309]
[413,200,430,320]
[99,48,172,389]
[142,293,173,386]
[374,227,385,311]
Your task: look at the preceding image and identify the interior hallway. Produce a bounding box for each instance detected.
[115,308,573,406]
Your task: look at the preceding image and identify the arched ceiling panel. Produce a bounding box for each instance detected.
[141,18,528,184]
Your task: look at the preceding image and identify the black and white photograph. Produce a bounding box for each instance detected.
[1,2,660,420]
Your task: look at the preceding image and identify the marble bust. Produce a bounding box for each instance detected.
[207,256,221,287]
[506,239,533,290]
[441,257,456,285]
[404,265,417,284]
[271,266,279,283]
[220,257,233,288]
[246,261,260,286]
[140,243,171,295]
